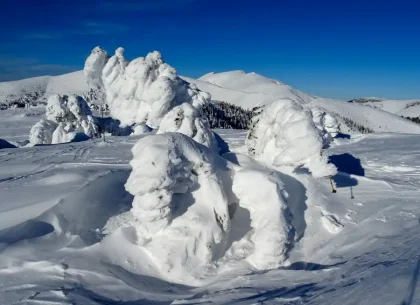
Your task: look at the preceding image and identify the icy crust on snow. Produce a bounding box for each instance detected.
[84,47,217,149]
[29,94,98,145]
[105,133,294,283]
[247,99,337,178]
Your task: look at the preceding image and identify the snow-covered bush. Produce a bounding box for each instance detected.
[29,119,58,145]
[104,133,295,282]
[84,46,216,149]
[311,107,340,140]
[247,99,337,178]
[29,94,99,145]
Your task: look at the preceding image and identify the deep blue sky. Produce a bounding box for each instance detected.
[1,0,419,100]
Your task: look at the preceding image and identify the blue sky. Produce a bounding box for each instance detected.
[1,0,419,100]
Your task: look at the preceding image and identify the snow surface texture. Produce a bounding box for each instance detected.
[0,103,420,304]
[104,132,294,283]
[29,94,98,145]
[84,47,217,150]
[247,99,337,178]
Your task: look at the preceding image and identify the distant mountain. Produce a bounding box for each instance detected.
[347,97,420,117]
[0,71,88,108]
[181,70,313,109]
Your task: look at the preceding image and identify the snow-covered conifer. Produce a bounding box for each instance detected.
[247,99,337,178]
[84,47,216,149]
[29,94,99,145]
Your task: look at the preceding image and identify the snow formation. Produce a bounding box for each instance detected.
[105,132,294,283]
[247,99,337,178]
[29,94,98,145]
[311,107,340,139]
[84,47,216,149]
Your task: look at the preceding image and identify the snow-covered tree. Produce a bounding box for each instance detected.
[247,99,337,178]
[83,46,108,90]
[104,133,296,282]
[122,133,231,281]
[84,46,217,150]
[311,107,340,140]
[29,94,99,145]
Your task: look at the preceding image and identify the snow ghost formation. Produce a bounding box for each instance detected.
[247,99,337,178]
[311,107,340,140]
[29,94,98,145]
[105,133,295,282]
[84,46,216,149]
[124,133,230,281]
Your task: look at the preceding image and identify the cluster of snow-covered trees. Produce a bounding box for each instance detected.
[202,101,254,129]
[334,114,374,134]
[83,46,218,149]
[23,46,343,283]
[29,94,99,145]
[404,116,420,124]
[0,91,45,110]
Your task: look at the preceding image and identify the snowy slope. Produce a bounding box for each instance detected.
[199,70,313,103]
[0,71,88,105]
[0,75,50,103]
[309,98,420,134]
[181,75,280,109]
[349,97,420,114]
[182,70,313,109]
[45,70,88,96]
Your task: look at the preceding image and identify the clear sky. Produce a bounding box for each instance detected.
[1,0,419,100]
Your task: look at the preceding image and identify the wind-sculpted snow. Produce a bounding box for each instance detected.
[84,47,216,149]
[247,99,337,178]
[29,94,98,145]
[104,132,295,283]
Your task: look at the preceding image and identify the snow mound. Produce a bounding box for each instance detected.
[29,94,99,145]
[247,99,337,178]
[105,133,294,283]
[84,46,216,149]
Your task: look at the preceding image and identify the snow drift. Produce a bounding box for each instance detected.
[29,94,99,145]
[84,47,217,149]
[247,99,337,178]
[104,132,295,283]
